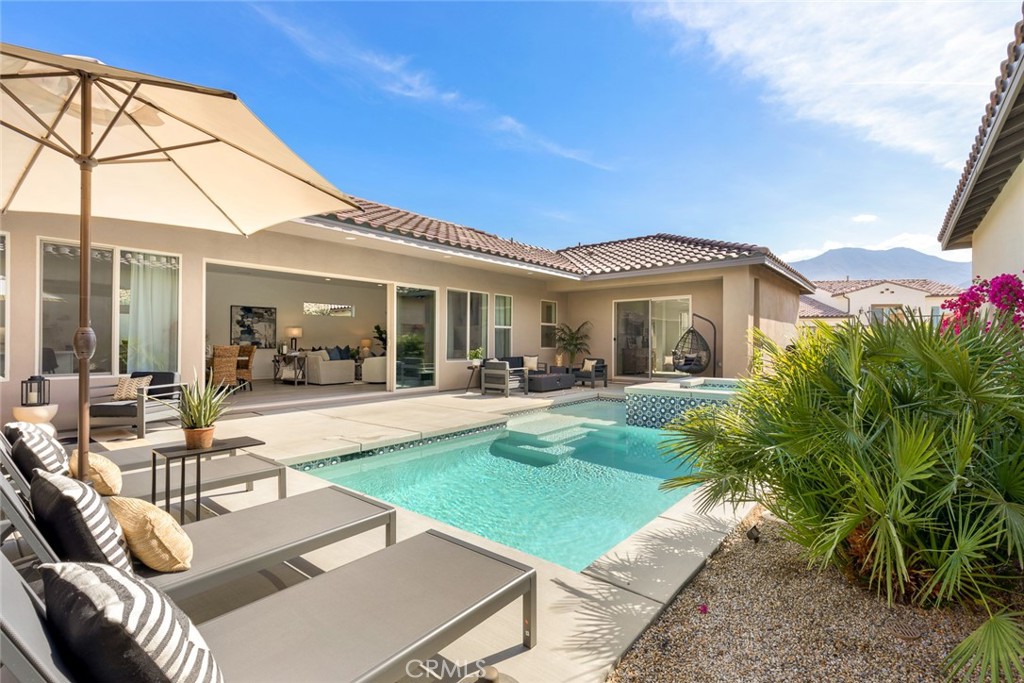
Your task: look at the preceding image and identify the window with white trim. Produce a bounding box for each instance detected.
[495,294,512,358]
[540,300,557,348]
[446,289,487,360]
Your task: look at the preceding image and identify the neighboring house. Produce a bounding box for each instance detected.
[938,11,1024,279]
[805,279,961,324]
[1,198,813,429]
[798,295,853,327]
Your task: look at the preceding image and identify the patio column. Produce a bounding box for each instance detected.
[720,268,754,378]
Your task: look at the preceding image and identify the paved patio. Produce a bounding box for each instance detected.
[87,386,751,682]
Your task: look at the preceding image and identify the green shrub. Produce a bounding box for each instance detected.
[662,313,1024,681]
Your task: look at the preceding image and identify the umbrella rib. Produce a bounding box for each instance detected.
[91,81,140,157]
[1,81,79,155]
[0,70,76,81]
[96,139,218,164]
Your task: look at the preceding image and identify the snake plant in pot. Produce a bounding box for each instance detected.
[161,378,236,449]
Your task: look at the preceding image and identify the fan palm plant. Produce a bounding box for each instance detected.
[555,321,592,368]
[662,312,1024,682]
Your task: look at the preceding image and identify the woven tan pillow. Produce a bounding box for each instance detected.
[582,358,597,372]
[106,496,193,572]
[523,355,539,371]
[68,451,123,496]
[112,375,152,401]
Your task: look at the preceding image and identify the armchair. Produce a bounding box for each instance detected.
[362,356,387,384]
[573,357,608,389]
[481,360,525,397]
[89,371,182,439]
[305,350,355,385]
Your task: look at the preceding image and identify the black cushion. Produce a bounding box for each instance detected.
[89,401,139,419]
[9,424,70,481]
[130,371,176,398]
[499,356,525,368]
[31,470,133,572]
[40,562,223,683]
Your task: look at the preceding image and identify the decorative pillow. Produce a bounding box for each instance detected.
[112,375,152,401]
[582,358,597,373]
[523,355,539,371]
[328,345,342,361]
[4,420,40,445]
[107,497,193,572]
[40,562,223,683]
[339,345,352,360]
[68,450,123,496]
[10,424,70,480]
[31,469,133,573]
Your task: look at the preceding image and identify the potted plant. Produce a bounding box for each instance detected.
[160,378,236,449]
[468,347,485,366]
[555,321,592,368]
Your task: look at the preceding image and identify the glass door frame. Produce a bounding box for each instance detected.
[390,281,440,392]
[611,295,693,381]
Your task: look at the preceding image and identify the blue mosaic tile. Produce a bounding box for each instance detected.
[625,392,732,428]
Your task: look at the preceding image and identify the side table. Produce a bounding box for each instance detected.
[273,353,307,385]
[151,436,266,523]
[11,404,59,436]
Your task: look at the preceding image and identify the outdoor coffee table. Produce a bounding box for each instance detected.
[151,436,266,523]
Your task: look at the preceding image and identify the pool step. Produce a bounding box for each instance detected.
[504,413,599,447]
[490,439,573,467]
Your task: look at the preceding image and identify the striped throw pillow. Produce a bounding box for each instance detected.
[112,375,152,401]
[40,562,223,683]
[31,469,133,573]
[8,422,70,479]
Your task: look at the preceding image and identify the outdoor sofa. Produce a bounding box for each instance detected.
[88,371,182,439]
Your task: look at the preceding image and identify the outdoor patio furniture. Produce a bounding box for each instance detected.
[209,345,239,387]
[672,326,712,375]
[305,350,356,385]
[527,369,574,393]
[236,343,257,390]
[362,355,388,384]
[1,529,535,683]
[0,472,396,604]
[88,371,182,439]
[573,358,608,388]
[481,360,525,397]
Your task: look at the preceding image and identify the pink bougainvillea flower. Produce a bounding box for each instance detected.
[697,603,709,614]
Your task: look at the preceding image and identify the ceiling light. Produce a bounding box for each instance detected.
[325,278,331,281]
[344,236,356,241]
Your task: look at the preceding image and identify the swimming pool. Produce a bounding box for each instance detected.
[311,400,695,571]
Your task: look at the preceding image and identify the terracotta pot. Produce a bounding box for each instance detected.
[183,427,215,450]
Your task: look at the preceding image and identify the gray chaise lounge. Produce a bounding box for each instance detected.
[0,468,396,603]
[2,530,536,683]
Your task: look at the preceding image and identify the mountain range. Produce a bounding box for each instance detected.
[789,247,971,286]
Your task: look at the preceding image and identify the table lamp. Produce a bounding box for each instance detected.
[359,338,372,358]
[286,327,303,351]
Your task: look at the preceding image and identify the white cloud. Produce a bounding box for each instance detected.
[778,232,973,263]
[851,214,879,223]
[639,1,1022,169]
[253,5,609,170]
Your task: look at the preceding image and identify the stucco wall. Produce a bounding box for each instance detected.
[1,212,567,427]
[754,267,801,350]
[971,162,1024,280]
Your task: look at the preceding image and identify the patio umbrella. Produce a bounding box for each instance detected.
[1,43,359,479]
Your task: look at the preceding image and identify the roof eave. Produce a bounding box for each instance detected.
[580,254,815,293]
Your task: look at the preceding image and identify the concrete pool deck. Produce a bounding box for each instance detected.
[88,387,752,682]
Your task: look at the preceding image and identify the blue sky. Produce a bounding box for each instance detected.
[4,2,1020,262]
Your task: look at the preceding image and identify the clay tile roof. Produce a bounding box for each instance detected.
[939,8,1024,248]
[325,197,578,272]
[799,296,852,319]
[557,233,813,288]
[814,279,962,296]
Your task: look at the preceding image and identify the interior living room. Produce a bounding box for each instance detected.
[204,263,390,403]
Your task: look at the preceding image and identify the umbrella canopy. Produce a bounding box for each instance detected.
[1,43,360,478]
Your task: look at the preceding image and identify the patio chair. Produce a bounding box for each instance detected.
[236,343,258,391]
[573,358,608,388]
[1,530,535,683]
[89,371,181,439]
[481,360,525,397]
[0,471,396,603]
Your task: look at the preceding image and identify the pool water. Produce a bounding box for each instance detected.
[313,400,695,570]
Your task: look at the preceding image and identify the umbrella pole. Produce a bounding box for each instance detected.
[73,75,97,482]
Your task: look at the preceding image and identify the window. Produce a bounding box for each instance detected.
[540,300,557,348]
[930,306,943,326]
[303,302,354,317]
[446,290,487,360]
[41,242,114,375]
[119,251,180,374]
[41,241,180,376]
[495,294,512,358]
[0,233,7,380]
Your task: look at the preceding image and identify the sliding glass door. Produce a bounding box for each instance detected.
[396,286,436,389]
[614,297,692,379]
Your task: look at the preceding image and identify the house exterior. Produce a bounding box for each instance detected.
[1,198,812,429]
[798,295,853,327]
[803,279,962,324]
[938,12,1024,279]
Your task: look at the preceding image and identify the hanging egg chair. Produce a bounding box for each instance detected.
[672,325,711,375]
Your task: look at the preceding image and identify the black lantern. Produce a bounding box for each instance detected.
[21,375,50,407]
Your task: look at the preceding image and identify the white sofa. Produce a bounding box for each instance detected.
[305,350,355,385]
[362,356,387,384]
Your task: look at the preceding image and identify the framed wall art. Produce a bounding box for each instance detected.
[230,305,276,348]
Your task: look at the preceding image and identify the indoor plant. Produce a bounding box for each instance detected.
[554,321,592,368]
[161,378,236,449]
[468,347,485,366]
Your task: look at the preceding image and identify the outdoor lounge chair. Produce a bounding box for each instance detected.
[1,530,536,683]
[481,360,525,397]
[0,469,397,604]
[89,371,182,439]
[573,357,608,388]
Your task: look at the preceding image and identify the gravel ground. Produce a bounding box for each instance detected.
[607,512,1001,683]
